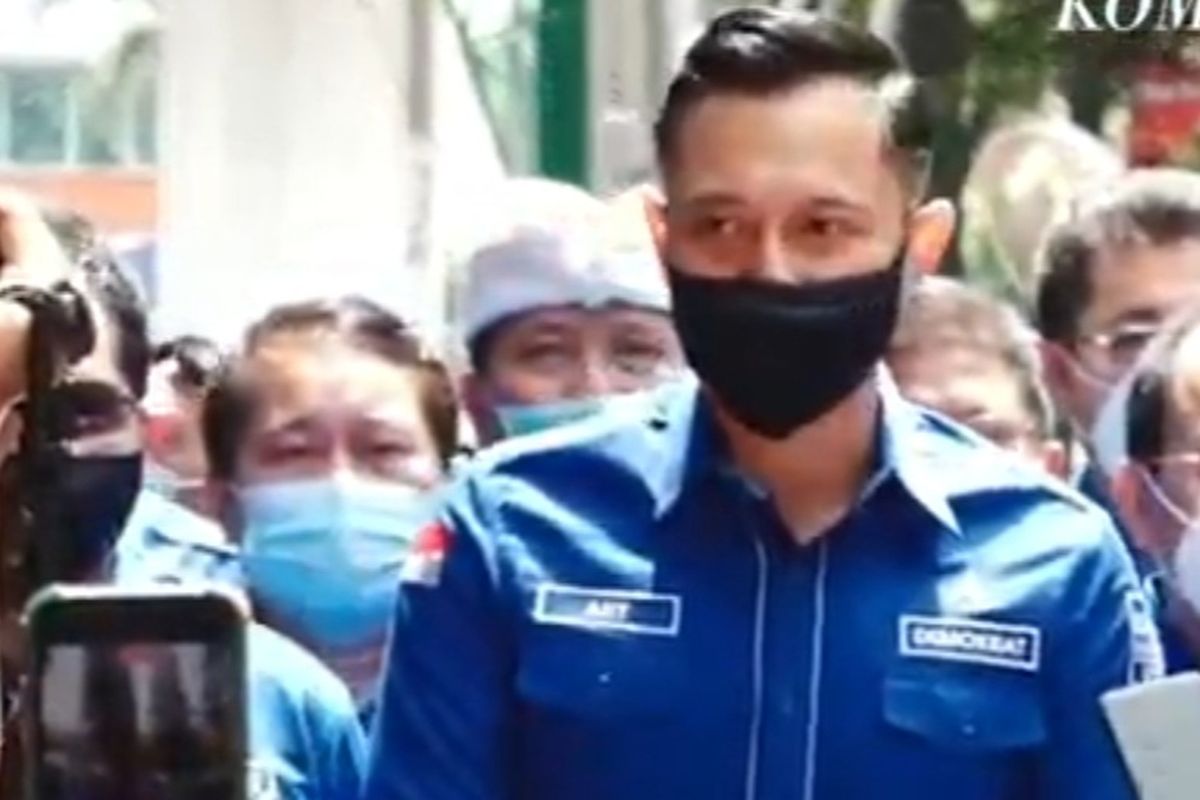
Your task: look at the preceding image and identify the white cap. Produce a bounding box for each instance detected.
[458,180,670,344]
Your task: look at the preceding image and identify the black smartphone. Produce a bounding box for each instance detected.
[22,585,248,800]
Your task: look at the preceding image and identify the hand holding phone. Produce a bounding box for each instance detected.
[22,585,248,800]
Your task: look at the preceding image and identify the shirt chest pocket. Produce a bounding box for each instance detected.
[516,625,685,721]
[882,671,1048,755]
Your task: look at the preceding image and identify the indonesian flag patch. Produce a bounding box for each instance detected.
[401,521,453,587]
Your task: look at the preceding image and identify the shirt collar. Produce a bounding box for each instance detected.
[651,368,961,537]
[122,490,238,553]
[874,369,962,536]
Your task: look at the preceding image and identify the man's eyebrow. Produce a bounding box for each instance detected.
[606,317,672,340]
[677,191,871,215]
[807,194,873,216]
[516,317,582,337]
[1106,308,1169,328]
[676,192,746,212]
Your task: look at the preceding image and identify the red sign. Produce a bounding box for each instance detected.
[1129,61,1200,166]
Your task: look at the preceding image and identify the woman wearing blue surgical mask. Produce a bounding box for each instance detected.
[203,297,457,707]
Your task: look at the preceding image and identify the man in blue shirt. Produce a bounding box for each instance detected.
[1110,304,1200,674]
[1036,170,1200,539]
[365,8,1158,800]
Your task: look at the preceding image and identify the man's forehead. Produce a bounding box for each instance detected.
[894,345,1023,398]
[1093,240,1200,297]
[667,78,900,208]
[1085,240,1200,331]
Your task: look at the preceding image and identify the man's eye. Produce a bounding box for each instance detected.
[368,441,411,459]
[622,341,665,357]
[517,343,571,363]
[615,340,665,364]
[261,441,317,461]
[806,218,853,238]
[697,216,741,238]
[1109,328,1157,356]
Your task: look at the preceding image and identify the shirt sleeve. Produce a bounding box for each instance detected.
[245,624,368,800]
[363,473,514,800]
[1036,511,1163,799]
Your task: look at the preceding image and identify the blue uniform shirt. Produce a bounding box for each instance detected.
[247,625,368,800]
[366,376,1160,800]
[112,491,367,800]
[113,490,242,586]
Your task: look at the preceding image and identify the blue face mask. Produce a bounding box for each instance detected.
[239,475,439,651]
[494,396,606,438]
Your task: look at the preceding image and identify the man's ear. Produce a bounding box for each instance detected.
[645,189,669,268]
[1039,339,1082,425]
[1038,439,1069,480]
[908,198,956,275]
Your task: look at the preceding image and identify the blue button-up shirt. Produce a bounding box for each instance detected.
[247,625,368,800]
[113,490,242,586]
[365,375,1159,800]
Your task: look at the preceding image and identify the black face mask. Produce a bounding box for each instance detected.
[668,253,905,439]
[53,454,142,580]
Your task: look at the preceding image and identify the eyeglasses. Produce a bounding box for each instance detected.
[1075,321,1161,378]
[1140,452,1200,521]
[1143,451,1200,510]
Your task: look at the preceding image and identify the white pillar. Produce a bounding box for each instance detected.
[158,0,413,343]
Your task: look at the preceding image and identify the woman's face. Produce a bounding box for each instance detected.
[236,333,443,489]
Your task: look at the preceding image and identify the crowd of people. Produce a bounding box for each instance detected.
[1,5,1199,799]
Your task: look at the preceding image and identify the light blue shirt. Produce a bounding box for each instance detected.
[113,490,241,586]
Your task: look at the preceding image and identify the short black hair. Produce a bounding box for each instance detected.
[890,276,1054,437]
[42,209,151,400]
[1037,169,1200,345]
[152,335,224,393]
[654,7,932,189]
[204,296,458,480]
[1125,303,1200,465]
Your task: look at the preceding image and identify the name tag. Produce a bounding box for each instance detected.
[533,584,681,636]
[900,615,1041,672]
